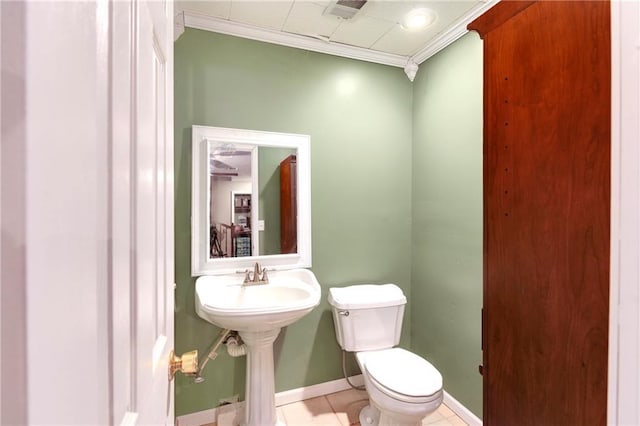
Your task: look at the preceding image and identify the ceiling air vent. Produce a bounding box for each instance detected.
[324,0,368,19]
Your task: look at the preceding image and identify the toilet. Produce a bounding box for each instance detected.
[328,284,443,426]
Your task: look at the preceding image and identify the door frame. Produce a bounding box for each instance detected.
[609,1,640,424]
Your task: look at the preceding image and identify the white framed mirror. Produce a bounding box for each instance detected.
[191,125,311,275]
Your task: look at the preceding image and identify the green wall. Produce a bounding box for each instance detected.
[175,29,413,417]
[411,31,483,415]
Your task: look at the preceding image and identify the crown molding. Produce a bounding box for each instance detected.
[182,1,499,70]
[174,11,185,41]
[183,11,409,68]
[411,0,500,64]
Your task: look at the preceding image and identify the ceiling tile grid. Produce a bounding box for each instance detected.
[330,14,397,49]
[282,1,342,38]
[176,0,494,62]
[228,1,295,30]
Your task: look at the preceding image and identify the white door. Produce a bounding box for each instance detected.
[112,0,175,424]
[0,1,173,424]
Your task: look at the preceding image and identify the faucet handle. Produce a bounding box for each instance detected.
[243,270,251,283]
[260,268,269,283]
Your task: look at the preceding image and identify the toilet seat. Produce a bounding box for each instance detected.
[363,348,443,404]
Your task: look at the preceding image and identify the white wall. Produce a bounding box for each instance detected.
[211,179,251,226]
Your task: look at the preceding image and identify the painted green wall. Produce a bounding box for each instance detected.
[411,31,483,416]
[175,29,413,417]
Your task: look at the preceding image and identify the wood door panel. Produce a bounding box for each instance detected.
[280,155,297,254]
[475,1,610,424]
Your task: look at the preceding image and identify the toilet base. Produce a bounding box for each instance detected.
[378,409,423,426]
[359,405,380,425]
[359,403,423,426]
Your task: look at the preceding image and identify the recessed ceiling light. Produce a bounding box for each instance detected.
[401,8,437,31]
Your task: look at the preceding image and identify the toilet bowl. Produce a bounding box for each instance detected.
[328,284,443,426]
[356,349,443,426]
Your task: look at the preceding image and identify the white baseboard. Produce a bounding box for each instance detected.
[176,376,482,426]
[176,405,219,426]
[176,375,364,426]
[275,374,364,407]
[443,390,482,426]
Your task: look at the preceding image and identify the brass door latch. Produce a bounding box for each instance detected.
[169,349,198,380]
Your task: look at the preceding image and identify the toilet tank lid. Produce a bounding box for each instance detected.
[328,284,407,310]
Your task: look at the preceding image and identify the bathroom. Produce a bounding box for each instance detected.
[173,11,482,425]
[3,1,638,425]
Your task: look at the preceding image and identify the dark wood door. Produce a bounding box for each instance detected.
[469,2,610,424]
[280,154,297,254]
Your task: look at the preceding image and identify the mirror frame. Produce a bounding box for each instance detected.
[191,125,311,275]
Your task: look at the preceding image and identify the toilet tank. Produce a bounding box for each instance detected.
[328,284,407,352]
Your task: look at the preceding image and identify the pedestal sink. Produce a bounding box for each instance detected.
[195,268,321,426]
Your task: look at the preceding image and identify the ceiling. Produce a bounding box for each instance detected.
[175,0,497,70]
[210,149,252,178]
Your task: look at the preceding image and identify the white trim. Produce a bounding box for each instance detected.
[175,406,218,426]
[609,3,621,425]
[250,148,259,256]
[183,11,408,68]
[174,11,185,41]
[191,125,312,275]
[119,411,139,426]
[1,2,29,423]
[275,374,364,407]
[176,376,486,426]
[443,390,482,426]
[176,375,364,426]
[411,0,499,64]
[0,2,3,423]
[610,1,640,425]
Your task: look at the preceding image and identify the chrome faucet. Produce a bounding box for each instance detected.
[243,262,269,286]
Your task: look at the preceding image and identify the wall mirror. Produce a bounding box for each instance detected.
[191,125,311,275]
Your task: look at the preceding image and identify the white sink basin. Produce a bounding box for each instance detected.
[195,268,321,332]
[195,268,321,425]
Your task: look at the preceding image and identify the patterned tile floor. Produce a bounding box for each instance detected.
[205,388,468,426]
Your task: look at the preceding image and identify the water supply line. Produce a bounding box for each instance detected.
[192,329,248,383]
[342,350,365,391]
[193,328,232,383]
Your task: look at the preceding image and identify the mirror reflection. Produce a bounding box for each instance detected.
[192,125,311,276]
[208,143,297,259]
[208,143,254,258]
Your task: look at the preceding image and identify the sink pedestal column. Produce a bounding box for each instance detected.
[238,328,283,426]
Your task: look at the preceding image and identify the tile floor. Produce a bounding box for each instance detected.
[207,388,468,426]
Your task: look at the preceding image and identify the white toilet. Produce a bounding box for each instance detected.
[328,284,443,426]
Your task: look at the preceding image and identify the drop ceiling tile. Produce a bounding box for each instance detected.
[176,0,231,19]
[371,0,479,56]
[360,0,423,23]
[229,0,295,31]
[428,0,479,21]
[370,25,436,56]
[363,0,478,24]
[330,15,397,49]
[309,0,333,7]
[282,1,342,38]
